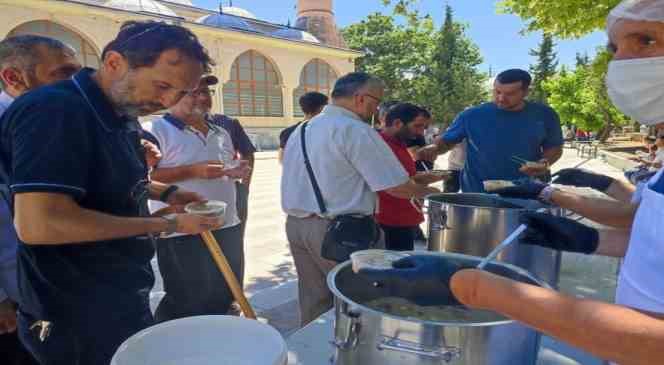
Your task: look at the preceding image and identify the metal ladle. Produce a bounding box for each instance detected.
[476,208,548,270]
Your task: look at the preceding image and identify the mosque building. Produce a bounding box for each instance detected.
[0,0,360,148]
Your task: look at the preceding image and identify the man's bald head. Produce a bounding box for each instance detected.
[0,35,81,96]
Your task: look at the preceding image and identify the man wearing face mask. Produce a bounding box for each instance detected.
[362,2,664,364]
[144,75,250,322]
[0,21,224,365]
[281,72,439,325]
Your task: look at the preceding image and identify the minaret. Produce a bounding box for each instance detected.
[295,0,345,47]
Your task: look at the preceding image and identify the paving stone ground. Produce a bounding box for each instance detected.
[150,147,628,341]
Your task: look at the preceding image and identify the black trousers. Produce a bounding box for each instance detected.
[380,225,416,251]
[154,225,244,322]
[18,309,152,365]
[0,331,38,365]
[235,182,249,246]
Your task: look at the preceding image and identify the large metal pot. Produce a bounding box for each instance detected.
[328,252,549,365]
[426,193,562,287]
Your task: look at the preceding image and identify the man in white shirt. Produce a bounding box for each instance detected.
[445,141,466,192]
[144,75,250,321]
[0,34,81,365]
[281,72,439,325]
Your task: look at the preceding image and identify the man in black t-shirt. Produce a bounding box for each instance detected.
[279,91,328,163]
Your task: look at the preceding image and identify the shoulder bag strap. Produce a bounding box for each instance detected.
[300,122,327,214]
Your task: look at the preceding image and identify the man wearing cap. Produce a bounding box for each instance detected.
[365,2,664,363]
[201,75,257,244]
[0,21,222,364]
[418,69,564,192]
[144,75,251,322]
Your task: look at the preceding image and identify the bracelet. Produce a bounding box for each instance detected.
[159,185,179,203]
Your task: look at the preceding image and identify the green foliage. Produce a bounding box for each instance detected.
[343,2,488,126]
[543,49,629,134]
[529,34,558,103]
[498,0,620,39]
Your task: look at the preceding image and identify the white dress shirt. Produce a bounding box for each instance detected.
[281,104,409,218]
[145,115,241,237]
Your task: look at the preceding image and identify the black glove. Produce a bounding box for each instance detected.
[553,168,614,192]
[491,178,548,201]
[358,255,471,306]
[519,212,599,254]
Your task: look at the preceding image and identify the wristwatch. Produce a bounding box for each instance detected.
[538,185,556,203]
[159,185,179,203]
[161,214,178,236]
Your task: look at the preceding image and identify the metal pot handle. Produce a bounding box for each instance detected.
[428,201,450,231]
[377,337,461,363]
[331,310,362,351]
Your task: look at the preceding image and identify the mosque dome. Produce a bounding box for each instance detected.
[196,12,258,32]
[271,28,320,43]
[104,0,177,17]
[221,6,257,19]
[162,0,194,6]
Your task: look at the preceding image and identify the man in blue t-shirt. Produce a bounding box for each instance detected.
[419,69,564,192]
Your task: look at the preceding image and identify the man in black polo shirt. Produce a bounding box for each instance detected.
[0,21,221,365]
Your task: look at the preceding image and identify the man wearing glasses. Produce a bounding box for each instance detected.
[144,75,250,322]
[0,21,222,364]
[281,72,438,325]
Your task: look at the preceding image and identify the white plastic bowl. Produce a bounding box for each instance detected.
[184,200,227,218]
[111,315,287,365]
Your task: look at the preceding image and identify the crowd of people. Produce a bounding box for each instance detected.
[0,0,663,364]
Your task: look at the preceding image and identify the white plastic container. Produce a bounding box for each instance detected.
[111,315,288,365]
[184,200,227,218]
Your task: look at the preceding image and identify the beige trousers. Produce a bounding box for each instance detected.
[286,215,338,326]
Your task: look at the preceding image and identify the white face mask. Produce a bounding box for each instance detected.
[606,56,664,126]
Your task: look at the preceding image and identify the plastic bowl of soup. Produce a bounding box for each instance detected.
[184,200,227,218]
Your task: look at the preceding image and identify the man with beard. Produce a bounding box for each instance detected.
[376,103,445,251]
[0,21,222,364]
[0,34,82,365]
[281,72,439,325]
[144,75,251,321]
[418,69,564,192]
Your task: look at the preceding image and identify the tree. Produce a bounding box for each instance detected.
[498,0,620,39]
[424,5,488,124]
[529,34,558,103]
[501,0,631,135]
[342,5,435,103]
[544,49,629,140]
[575,52,590,67]
[343,2,488,126]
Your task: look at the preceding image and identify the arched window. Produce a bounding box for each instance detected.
[293,59,338,118]
[223,50,283,117]
[9,21,100,69]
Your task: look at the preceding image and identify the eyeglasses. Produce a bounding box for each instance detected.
[362,93,382,103]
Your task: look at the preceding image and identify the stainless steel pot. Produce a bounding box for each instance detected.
[426,193,562,287]
[328,251,549,365]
